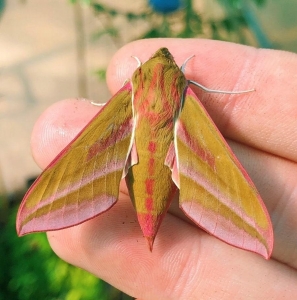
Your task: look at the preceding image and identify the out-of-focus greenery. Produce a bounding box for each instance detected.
[0,206,132,300]
[71,0,268,79]
[72,0,267,44]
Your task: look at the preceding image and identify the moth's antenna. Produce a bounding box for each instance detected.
[181,55,195,73]
[131,56,142,68]
[182,55,254,94]
[188,80,255,94]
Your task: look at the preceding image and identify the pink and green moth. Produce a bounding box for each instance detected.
[16,48,273,259]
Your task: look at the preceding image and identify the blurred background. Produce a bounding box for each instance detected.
[1,0,296,299]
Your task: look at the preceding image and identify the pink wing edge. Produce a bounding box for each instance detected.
[17,82,133,236]
[173,86,274,259]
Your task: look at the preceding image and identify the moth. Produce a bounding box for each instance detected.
[17,48,273,258]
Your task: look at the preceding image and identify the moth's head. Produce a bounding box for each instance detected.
[151,47,175,62]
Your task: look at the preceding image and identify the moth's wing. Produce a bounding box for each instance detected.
[174,87,273,259]
[17,83,134,235]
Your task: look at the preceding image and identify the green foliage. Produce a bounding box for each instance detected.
[71,0,266,44]
[94,68,106,80]
[218,0,266,7]
[0,0,5,16]
[0,206,132,300]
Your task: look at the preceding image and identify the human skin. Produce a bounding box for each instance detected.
[30,39,297,299]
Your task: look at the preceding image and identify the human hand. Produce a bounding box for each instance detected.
[31,39,297,299]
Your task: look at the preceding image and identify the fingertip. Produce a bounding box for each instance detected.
[31,98,101,169]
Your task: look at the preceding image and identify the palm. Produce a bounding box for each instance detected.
[31,39,297,299]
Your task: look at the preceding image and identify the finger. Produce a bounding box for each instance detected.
[47,202,297,299]
[107,39,297,162]
[31,98,101,169]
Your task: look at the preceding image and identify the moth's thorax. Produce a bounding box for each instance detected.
[131,56,187,125]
